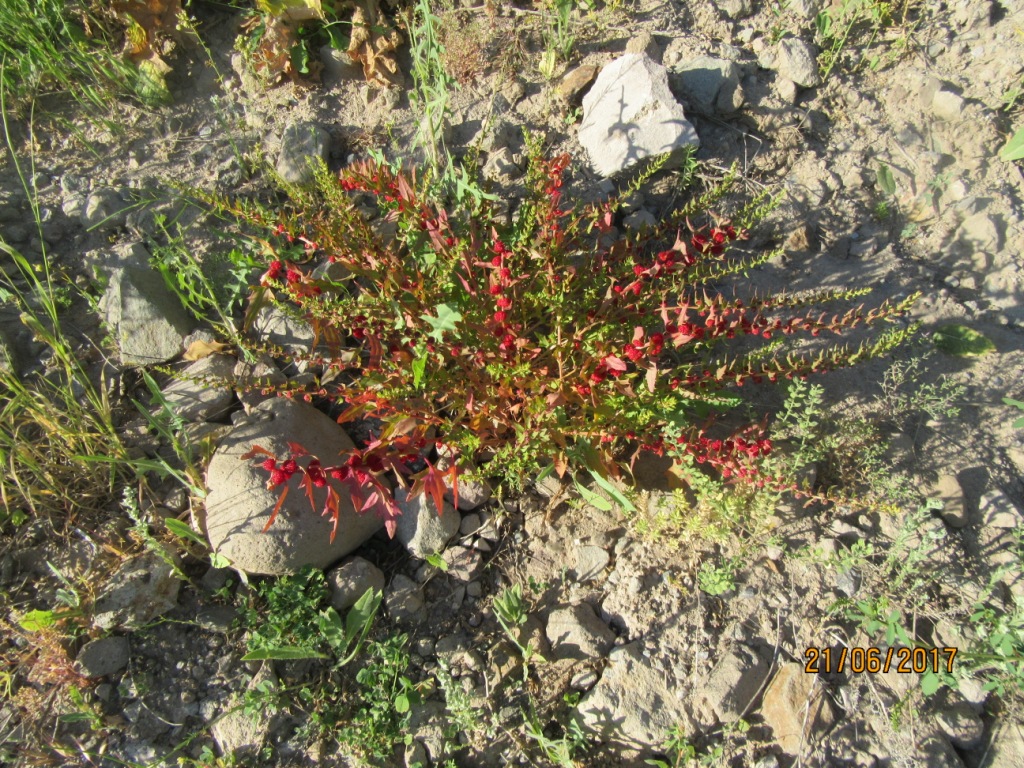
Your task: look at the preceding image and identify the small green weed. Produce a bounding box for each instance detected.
[697,558,737,597]
[539,0,576,80]
[337,633,422,762]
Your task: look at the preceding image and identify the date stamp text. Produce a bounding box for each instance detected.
[804,646,957,675]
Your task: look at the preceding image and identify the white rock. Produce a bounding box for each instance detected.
[578,53,699,178]
[776,38,821,88]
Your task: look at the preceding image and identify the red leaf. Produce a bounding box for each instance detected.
[632,326,645,344]
[241,444,275,461]
[262,485,290,532]
[646,362,658,393]
[361,491,380,513]
[287,442,309,457]
[603,354,627,372]
[420,460,448,517]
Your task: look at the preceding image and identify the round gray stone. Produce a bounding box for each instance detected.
[203,398,383,575]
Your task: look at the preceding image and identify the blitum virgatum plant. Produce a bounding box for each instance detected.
[205,135,918,538]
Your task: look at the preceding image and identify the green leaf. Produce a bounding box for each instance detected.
[209,552,232,570]
[318,608,345,649]
[933,324,996,356]
[587,469,635,512]
[921,671,940,696]
[19,609,56,632]
[999,126,1024,162]
[420,303,462,342]
[425,552,449,572]
[573,478,613,511]
[412,354,427,390]
[394,693,410,713]
[241,646,328,661]
[1003,397,1024,429]
[164,518,206,547]
[876,163,897,196]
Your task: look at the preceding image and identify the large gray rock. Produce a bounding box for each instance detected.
[702,644,770,722]
[545,603,615,661]
[673,56,744,114]
[776,38,821,88]
[761,662,836,755]
[394,487,461,559]
[578,53,699,177]
[161,354,236,422]
[252,305,315,358]
[92,553,181,630]
[75,636,130,677]
[578,641,697,749]
[277,122,330,185]
[98,244,192,365]
[203,398,383,575]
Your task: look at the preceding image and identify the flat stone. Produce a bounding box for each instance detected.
[459,513,482,536]
[277,122,330,185]
[545,603,615,661]
[776,38,821,88]
[715,0,754,19]
[932,89,965,122]
[212,667,275,758]
[93,553,181,630]
[578,53,699,178]
[673,56,743,114]
[98,244,193,366]
[703,644,770,722]
[761,662,836,755]
[979,489,1023,529]
[980,721,1024,768]
[204,398,383,575]
[327,557,385,611]
[161,354,236,422]
[931,474,968,527]
[75,637,130,677]
[386,574,425,623]
[395,487,460,559]
[578,641,697,750]
[251,305,315,358]
[82,187,128,231]
[234,356,286,413]
[574,545,610,582]
[443,545,484,581]
[196,605,237,633]
[556,63,599,103]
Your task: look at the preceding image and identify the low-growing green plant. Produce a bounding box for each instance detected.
[815,0,918,79]
[697,557,737,597]
[203,133,918,540]
[406,0,452,171]
[337,633,421,762]
[241,567,380,662]
[0,0,142,117]
[539,0,576,80]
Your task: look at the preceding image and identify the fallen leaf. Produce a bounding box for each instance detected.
[183,339,230,361]
[346,0,403,88]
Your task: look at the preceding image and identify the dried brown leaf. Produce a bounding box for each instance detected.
[347,0,403,88]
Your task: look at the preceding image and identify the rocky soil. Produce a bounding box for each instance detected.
[2,1,1024,767]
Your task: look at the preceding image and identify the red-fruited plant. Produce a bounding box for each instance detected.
[213,137,917,539]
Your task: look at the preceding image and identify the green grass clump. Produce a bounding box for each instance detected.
[0,0,139,116]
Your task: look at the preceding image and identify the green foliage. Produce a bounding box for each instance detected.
[241,567,381,663]
[212,142,917,539]
[1004,397,1024,429]
[697,558,737,596]
[999,127,1024,162]
[406,0,453,171]
[0,0,141,116]
[539,0,576,79]
[815,0,906,79]
[932,324,996,356]
[337,634,421,761]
